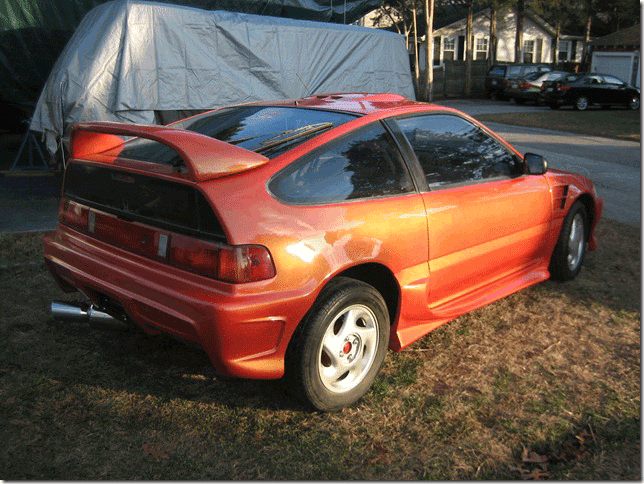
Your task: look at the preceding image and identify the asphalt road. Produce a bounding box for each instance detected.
[437,100,641,227]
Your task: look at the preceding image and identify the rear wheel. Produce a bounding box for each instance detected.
[574,95,589,111]
[285,277,389,411]
[549,201,588,281]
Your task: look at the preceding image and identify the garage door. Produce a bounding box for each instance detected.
[591,52,640,87]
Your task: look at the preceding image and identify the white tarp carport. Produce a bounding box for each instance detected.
[30,0,415,155]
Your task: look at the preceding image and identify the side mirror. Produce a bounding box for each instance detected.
[524,153,548,175]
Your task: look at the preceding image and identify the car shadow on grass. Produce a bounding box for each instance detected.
[43,317,310,412]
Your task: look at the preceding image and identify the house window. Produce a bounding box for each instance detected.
[523,40,535,63]
[443,37,455,61]
[558,40,570,61]
[475,37,488,60]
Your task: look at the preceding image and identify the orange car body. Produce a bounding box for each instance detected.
[44,94,602,379]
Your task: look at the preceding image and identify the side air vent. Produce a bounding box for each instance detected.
[554,185,569,211]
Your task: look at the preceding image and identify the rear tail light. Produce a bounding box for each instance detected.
[504,80,511,88]
[557,85,571,92]
[520,82,533,89]
[60,200,275,284]
[170,234,275,283]
[60,200,89,231]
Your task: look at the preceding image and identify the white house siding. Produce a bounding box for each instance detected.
[433,7,556,65]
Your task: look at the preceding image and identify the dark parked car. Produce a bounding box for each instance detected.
[506,70,569,105]
[542,73,640,111]
[485,64,552,100]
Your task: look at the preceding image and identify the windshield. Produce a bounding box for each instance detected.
[118,106,359,164]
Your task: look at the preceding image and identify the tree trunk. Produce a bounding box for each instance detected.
[552,21,560,65]
[488,4,497,69]
[413,7,420,92]
[514,0,524,64]
[581,4,592,70]
[465,0,473,96]
[423,0,435,101]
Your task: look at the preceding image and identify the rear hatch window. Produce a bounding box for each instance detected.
[119,106,358,165]
[64,163,225,240]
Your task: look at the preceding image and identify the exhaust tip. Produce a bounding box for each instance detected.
[50,300,131,331]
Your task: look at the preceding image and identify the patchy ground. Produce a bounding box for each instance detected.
[0,219,640,479]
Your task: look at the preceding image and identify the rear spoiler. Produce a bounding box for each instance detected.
[70,122,269,182]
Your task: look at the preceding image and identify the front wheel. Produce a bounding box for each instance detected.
[285,277,390,411]
[549,201,588,281]
[574,95,589,111]
[628,95,640,110]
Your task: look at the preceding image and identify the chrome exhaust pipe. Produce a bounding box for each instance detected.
[50,301,131,331]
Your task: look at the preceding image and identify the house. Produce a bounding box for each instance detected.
[590,25,640,88]
[429,7,586,67]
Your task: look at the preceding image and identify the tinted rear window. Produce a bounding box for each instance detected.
[269,122,413,205]
[118,106,358,165]
[64,163,225,240]
[488,66,505,76]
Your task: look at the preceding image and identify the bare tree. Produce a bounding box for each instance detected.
[488,2,498,68]
[464,0,474,96]
[514,0,525,63]
[423,0,435,101]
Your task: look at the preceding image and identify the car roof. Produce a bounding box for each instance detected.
[247,92,429,116]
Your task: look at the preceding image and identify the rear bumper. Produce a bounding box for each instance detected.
[43,226,306,379]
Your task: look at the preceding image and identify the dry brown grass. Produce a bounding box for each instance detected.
[475,109,641,142]
[0,219,639,479]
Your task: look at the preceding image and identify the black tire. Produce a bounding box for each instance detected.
[549,201,588,281]
[574,95,589,111]
[285,277,389,411]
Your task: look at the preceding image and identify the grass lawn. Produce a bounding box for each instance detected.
[475,108,641,141]
[0,219,640,480]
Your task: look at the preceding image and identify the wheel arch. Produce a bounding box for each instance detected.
[575,193,596,240]
[334,262,400,328]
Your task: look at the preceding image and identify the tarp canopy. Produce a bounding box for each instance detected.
[0,0,382,128]
[30,0,415,154]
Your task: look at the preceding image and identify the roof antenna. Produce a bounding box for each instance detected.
[296,73,312,97]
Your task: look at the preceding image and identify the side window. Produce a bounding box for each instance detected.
[395,114,521,189]
[603,75,625,86]
[268,123,413,205]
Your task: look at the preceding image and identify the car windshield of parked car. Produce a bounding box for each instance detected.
[542,71,566,81]
[118,106,359,165]
[563,74,583,83]
[524,72,542,81]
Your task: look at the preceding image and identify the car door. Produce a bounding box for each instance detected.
[391,114,553,314]
[602,75,630,104]
[582,74,606,104]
